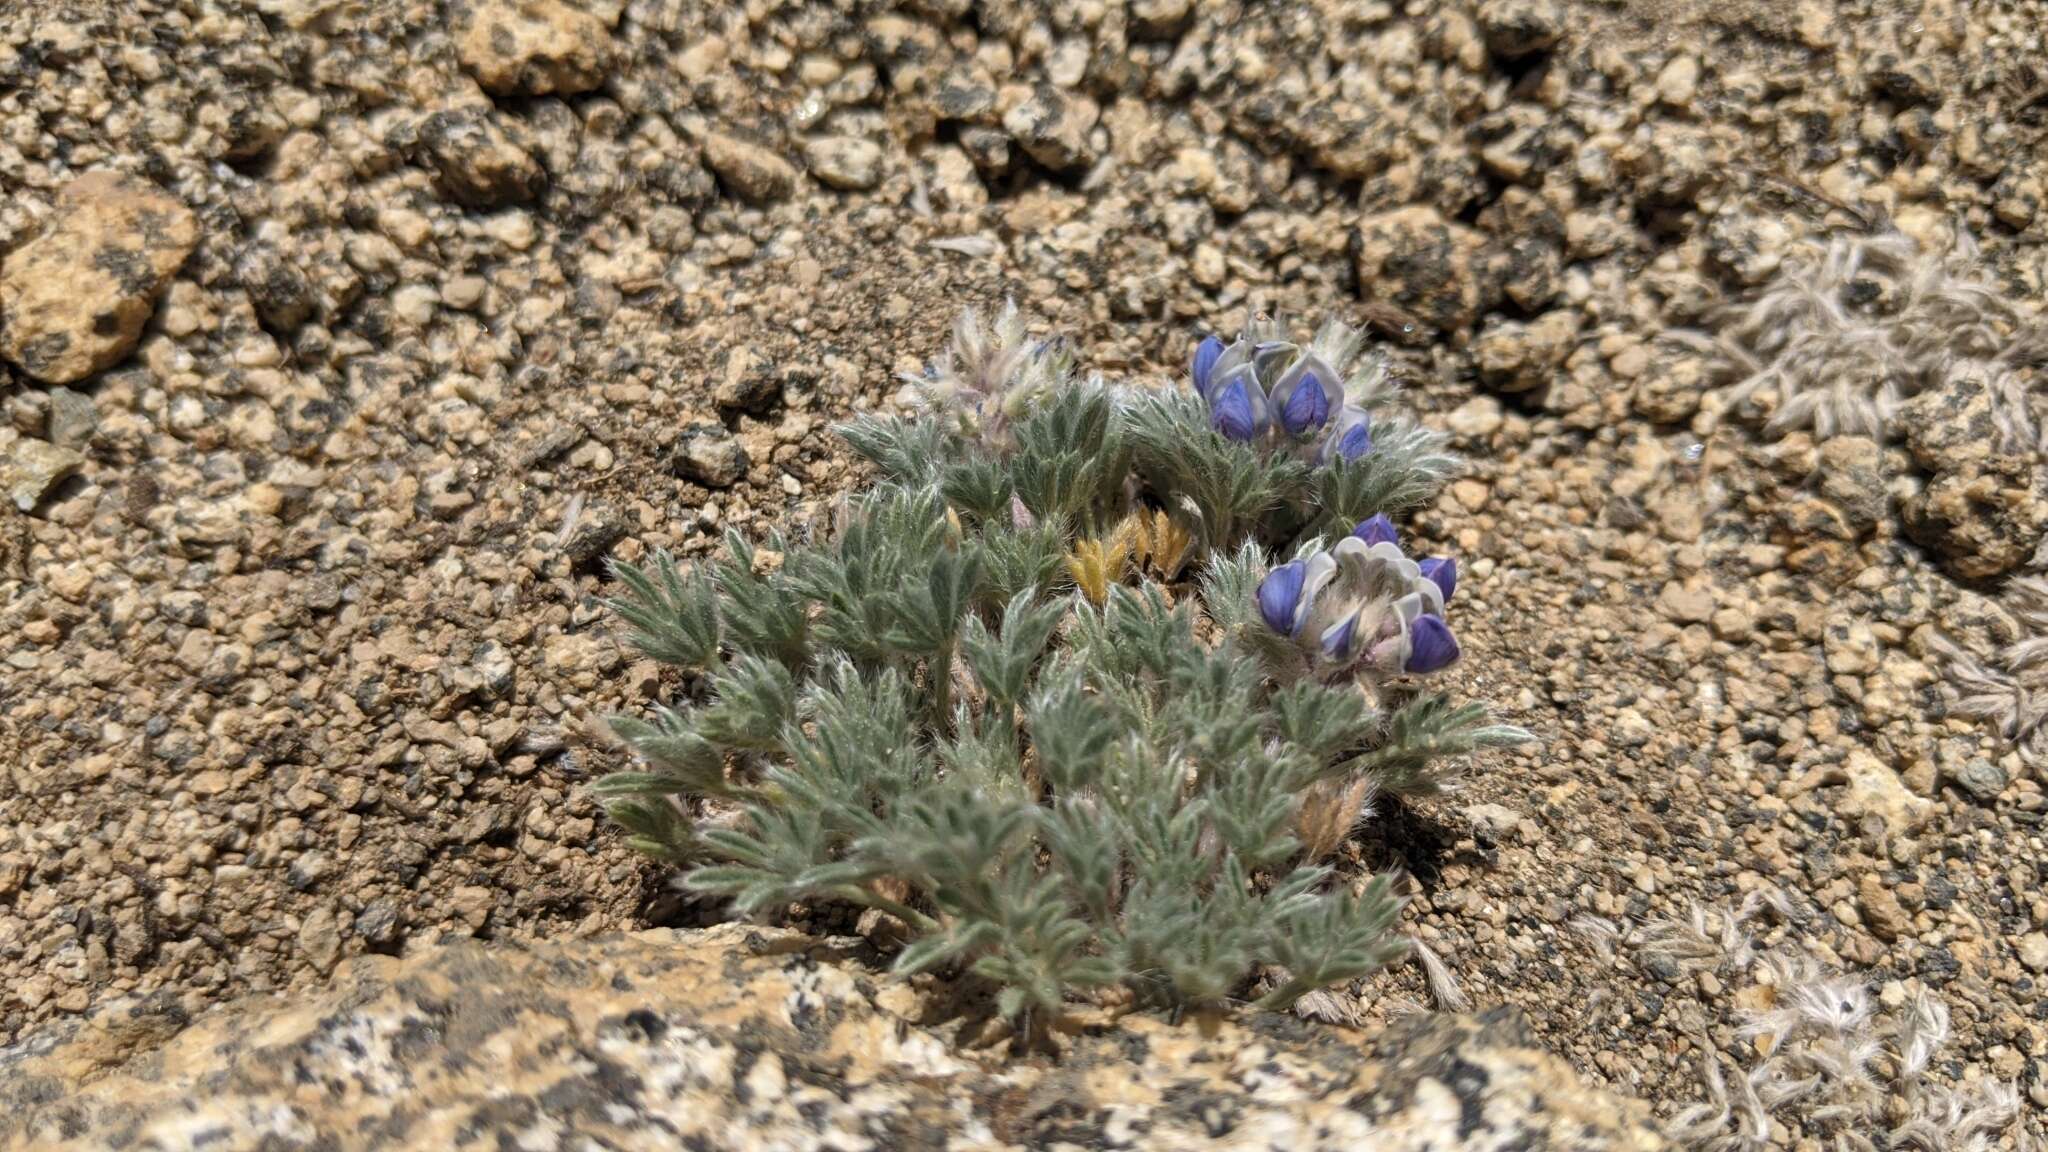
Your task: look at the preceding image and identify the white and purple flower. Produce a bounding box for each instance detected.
[1187,319,1383,462]
[1253,519,1463,677]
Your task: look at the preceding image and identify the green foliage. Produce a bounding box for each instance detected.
[590,310,1531,1024]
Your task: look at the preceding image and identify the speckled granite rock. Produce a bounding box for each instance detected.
[0,171,197,384]
[0,925,1671,1152]
[455,0,613,97]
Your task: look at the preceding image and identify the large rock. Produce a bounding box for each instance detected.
[0,925,1673,1151]
[0,172,198,384]
[1354,206,1496,335]
[455,0,613,97]
[1897,376,2048,579]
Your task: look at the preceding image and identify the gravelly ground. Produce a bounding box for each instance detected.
[2,0,2046,1143]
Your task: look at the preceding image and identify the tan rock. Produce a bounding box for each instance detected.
[1837,749,1936,836]
[0,430,84,512]
[702,132,800,203]
[0,172,197,384]
[456,0,613,97]
[1354,207,1494,334]
[0,925,1675,1151]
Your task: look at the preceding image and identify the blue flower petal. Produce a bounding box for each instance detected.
[1191,334,1226,399]
[1418,557,1458,603]
[1279,367,1333,435]
[1320,612,1360,661]
[1320,406,1372,464]
[1337,419,1373,460]
[1351,514,1398,548]
[1257,561,1306,635]
[1404,615,1460,673]
[1211,373,1264,442]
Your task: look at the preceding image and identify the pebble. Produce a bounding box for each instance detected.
[674,423,749,489]
[702,132,799,203]
[1,433,84,512]
[803,135,885,191]
[1002,85,1100,173]
[0,172,198,383]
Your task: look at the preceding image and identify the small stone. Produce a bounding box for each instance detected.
[2,433,84,512]
[1814,437,1887,535]
[1474,310,1581,393]
[1823,618,1880,676]
[45,387,98,449]
[1461,803,1527,844]
[298,906,342,974]
[355,900,403,947]
[560,500,626,567]
[1858,874,1912,942]
[443,275,488,311]
[702,132,799,203]
[0,172,199,383]
[1477,0,1564,58]
[803,136,884,191]
[456,0,613,96]
[1657,579,1714,624]
[1002,85,1100,173]
[675,423,749,488]
[1656,56,1700,109]
[2019,932,2048,973]
[1836,750,1936,837]
[1947,758,2008,803]
[714,349,781,415]
[412,107,547,209]
[1612,709,1655,748]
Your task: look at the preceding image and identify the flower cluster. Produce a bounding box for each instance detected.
[898,299,1074,449]
[1255,514,1460,678]
[1189,315,1388,464]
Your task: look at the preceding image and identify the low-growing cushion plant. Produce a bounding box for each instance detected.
[594,306,1528,1025]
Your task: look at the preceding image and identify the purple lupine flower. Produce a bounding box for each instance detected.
[1351,514,1398,548]
[1209,368,1268,442]
[1404,615,1460,673]
[1418,557,1457,604]
[1191,334,1226,400]
[1257,560,1308,635]
[1321,405,1372,464]
[1271,357,1340,436]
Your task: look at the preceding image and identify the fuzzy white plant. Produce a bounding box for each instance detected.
[1696,228,2045,450]
[897,299,1073,448]
[1592,896,2034,1152]
[1927,575,2048,772]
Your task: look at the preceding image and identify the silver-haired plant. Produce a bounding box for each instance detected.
[594,309,1527,1028]
[1695,228,2044,449]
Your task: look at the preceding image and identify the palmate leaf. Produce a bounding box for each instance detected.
[838,414,951,483]
[1254,872,1409,1010]
[961,588,1064,710]
[696,655,797,751]
[1339,694,1533,797]
[713,530,811,669]
[607,551,720,670]
[605,706,733,796]
[1307,419,1458,536]
[976,518,1070,614]
[1268,679,1377,767]
[1124,389,1296,550]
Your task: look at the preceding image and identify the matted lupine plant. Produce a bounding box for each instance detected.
[594,305,1528,1025]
